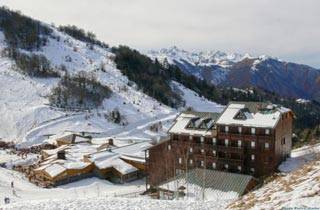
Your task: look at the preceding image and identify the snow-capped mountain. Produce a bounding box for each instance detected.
[149,46,246,67]
[148,47,320,102]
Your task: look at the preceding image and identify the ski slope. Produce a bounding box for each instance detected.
[0,27,223,145]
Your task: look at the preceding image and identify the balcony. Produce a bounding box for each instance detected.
[218,157,244,166]
[171,140,217,149]
[219,131,272,139]
[192,153,217,161]
[217,145,244,153]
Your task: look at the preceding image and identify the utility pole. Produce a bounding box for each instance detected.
[202,143,206,201]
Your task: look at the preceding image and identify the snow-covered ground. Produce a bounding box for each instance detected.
[229,143,320,210]
[0,26,223,146]
[1,142,319,209]
[1,197,222,210]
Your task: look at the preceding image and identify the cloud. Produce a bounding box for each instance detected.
[2,0,320,68]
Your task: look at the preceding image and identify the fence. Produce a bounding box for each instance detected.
[156,168,254,201]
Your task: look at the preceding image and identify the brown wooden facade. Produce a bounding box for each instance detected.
[146,109,293,187]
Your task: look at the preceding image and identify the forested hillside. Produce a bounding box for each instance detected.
[112,46,320,144]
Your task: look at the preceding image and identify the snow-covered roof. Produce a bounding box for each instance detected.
[74,136,91,143]
[44,164,66,177]
[168,112,220,136]
[42,145,70,156]
[120,155,146,163]
[111,142,152,158]
[89,151,138,174]
[112,159,138,175]
[64,161,90,170]
[216,102,291,128]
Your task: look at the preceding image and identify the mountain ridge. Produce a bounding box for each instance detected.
[148,46,320,102]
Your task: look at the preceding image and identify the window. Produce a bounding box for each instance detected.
[189,159,193,165]
[168,144,171,150]
[212,162,216,169]
[201,161,204,167]
[201,149,205,154]
[224,164,229,169]
[225,126,229,133]
[251,141,256,148]
[212,138,216,145]
[238,127,242,133]
[250,168,255,173]
[189,147,193,153]
[212,150,216,156]
[178,158,182,164]
[265,129,270,135]
[238,166,242,171]
[281,138,286,145]
[200,136,204,143]
[225,139,229,146]
[238,140,242,147]
[251,154,255,161]
[146,150,149,158]
[189,135,193,140]
[251,128,256,134]
[265,142,270,149]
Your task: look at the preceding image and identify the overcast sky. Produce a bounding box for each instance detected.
[2,0,320,68]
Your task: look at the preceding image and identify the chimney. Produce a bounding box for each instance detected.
[108,139,114,146]
[57,150,66,160]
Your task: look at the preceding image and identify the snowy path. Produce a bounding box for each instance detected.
[21,113,87,146]
[108,112,177,138]
[21,110,177,146]
[278,143,320,173]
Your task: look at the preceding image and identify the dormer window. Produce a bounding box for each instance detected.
[234,109,248,120]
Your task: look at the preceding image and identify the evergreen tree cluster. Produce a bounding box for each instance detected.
[111,46,183,108]
[58,25,108,49]
[0,6,52,50]
[49,72,112,109]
